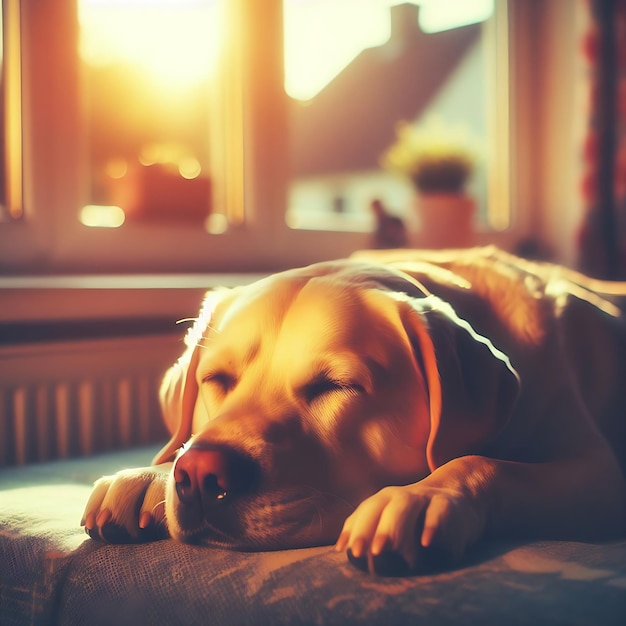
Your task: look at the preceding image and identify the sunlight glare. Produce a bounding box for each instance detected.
[284,0,399,102]
[105,157,128,180]
[80,204,126,228]
[179,157,202,180]
[284,0,493,101]
[78,0,220,87]
[206,213,228,234]
[418,0,493,34]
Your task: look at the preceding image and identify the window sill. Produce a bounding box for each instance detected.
[0,273,263,328]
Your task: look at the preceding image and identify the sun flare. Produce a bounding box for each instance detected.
[78,0,220,87]
[78,0,492,99]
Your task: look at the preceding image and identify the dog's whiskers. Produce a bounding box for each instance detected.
[175,316,222,350]
[193,327,222,348]
[303,501,326,536]
[175,317,199,325]
[151,500,166,513]
[301,484,357,512]
[150,500,168,527]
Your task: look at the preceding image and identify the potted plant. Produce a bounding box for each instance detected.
[380,116,477,248]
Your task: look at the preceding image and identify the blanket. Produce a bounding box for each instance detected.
[1,447,625,625]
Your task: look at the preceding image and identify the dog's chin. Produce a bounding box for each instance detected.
[164,485,349,551]
[170,524,338,552]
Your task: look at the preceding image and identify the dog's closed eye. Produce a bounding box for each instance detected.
[302,376,365,405]
[203,372,237,395]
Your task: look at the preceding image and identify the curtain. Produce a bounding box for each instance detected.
[578,0,626,279]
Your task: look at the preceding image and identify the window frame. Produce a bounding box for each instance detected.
[1,0,23,222]
[0,0,523,276]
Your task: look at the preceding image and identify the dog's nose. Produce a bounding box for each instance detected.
[173,445,258,507]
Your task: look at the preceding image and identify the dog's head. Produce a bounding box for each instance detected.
[155,261,519,549]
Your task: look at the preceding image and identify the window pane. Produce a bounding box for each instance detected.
[78,0,226,231]
[0,0,23,222]
[284,0,500,240]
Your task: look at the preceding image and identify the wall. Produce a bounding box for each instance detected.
[511,0,587,265]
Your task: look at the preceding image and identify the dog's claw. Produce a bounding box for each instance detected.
[348,546,412,577]
[82,511,95,531]
[349,536,366,558]
[84,517,168,543]
[96,508,112,527]
[334,531,348,553]
[347,543,452,577]
[371,534,391,556]
[87,527,100,540]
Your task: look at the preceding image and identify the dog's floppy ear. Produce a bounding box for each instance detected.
[152,287,232,465]
[402,296,520,471]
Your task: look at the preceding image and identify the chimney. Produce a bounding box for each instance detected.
[389,3,421,47]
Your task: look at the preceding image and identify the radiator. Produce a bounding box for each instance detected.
[0,334,180,466]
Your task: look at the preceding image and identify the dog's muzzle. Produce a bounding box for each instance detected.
[169,437,347,548]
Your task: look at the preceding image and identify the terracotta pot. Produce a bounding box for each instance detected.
[415,193,475,248]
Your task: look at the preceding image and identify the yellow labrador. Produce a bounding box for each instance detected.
[83,247,626,575]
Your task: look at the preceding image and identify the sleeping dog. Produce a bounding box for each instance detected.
[82,247,626,575]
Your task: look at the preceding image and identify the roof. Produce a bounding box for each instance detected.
[290,3,481,177]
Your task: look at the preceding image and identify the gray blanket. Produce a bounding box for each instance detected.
[2,447,625,625]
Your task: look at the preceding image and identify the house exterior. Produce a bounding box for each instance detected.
[286,3,484,233]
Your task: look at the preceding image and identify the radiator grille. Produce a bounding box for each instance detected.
[0,335,177,466]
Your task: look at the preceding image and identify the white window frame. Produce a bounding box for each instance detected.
[0,0,525,277]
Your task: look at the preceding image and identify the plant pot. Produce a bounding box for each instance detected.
[415,193,475,248]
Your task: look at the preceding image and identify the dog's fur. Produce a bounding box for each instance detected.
[83,247,626,574]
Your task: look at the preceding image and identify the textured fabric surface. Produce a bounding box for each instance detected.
[1,448,625,625]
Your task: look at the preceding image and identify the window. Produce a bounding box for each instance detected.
[78,0,231,232]
[0,0,517,275]
[283,0,507,234]
[0,0,22,223]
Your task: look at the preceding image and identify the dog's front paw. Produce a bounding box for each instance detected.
[81,464,172,543]
[335,483,484,576]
